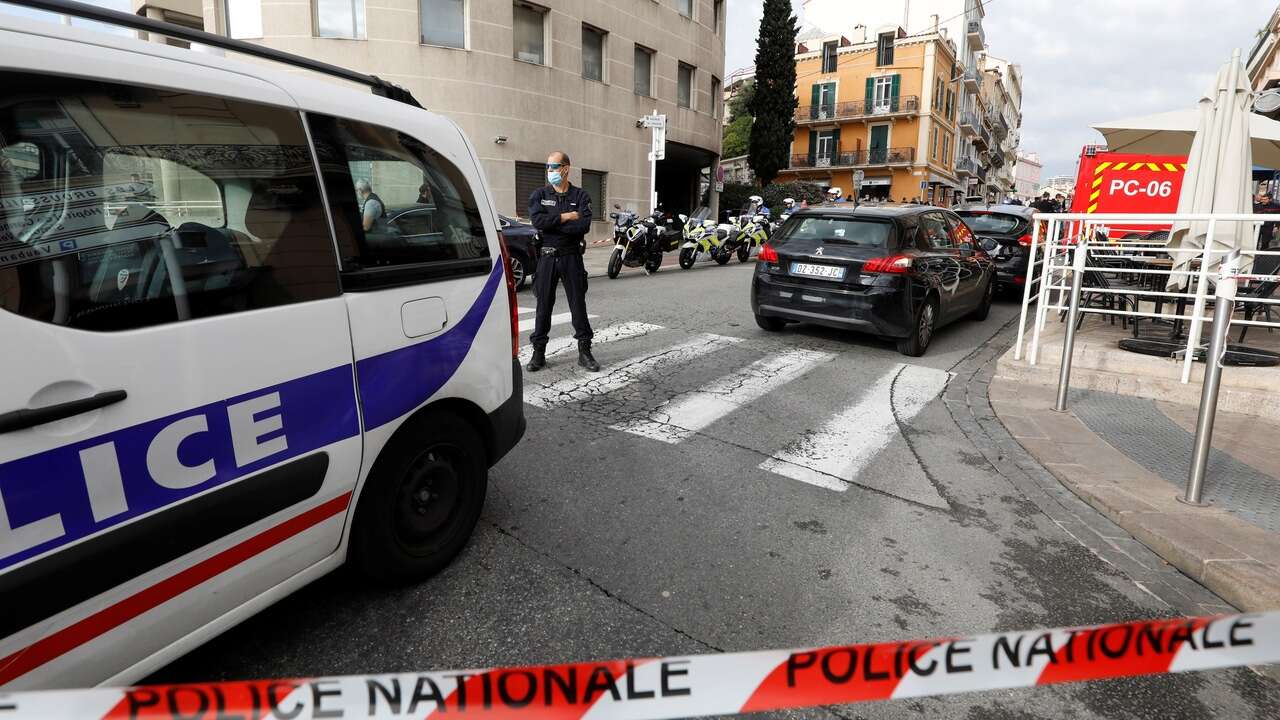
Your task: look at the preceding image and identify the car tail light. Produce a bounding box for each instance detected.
[498,231,519,358]
[758,243,779,263]
[1014,275,1026,285]
[863,255,912,273]
[1018,234,1033,247]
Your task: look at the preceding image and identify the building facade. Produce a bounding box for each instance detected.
[136,0,725,233]
[797,0,1002,202]
[1012,151,1042,204]
[1248,4,1280,118]
[979,53,1022,201]
[775,27,963,205]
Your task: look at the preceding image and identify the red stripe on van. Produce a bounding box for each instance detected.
[0,493,352,686]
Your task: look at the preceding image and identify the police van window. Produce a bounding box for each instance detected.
[306,114,490,286]
[0,73,340,331]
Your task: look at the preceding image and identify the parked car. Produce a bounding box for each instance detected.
[752,204,995,356]
[498,215,537,290]
[953,203,1037,294]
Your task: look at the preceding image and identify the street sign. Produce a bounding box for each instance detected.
[652,122,666,160]
[715,181,725,192]
[641,113,666,129]
[853,170,865,183]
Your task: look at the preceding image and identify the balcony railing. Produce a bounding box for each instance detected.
[790,147,916,170]
[973,124,992,150]
[795,96,920,123]
[955,156,977,177]
[990,112,1009,139]
[963,68,981,91]
[966,20,985,50]
[959,111,979,136]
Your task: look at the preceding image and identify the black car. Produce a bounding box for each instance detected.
[953,203,1036,294]
[751,204,995,356]
[497,215,537,290]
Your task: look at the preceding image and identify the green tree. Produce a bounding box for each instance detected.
[721,82,755,158]
[747,0,798,187]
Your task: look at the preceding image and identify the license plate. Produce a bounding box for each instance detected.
[790,262,845,280]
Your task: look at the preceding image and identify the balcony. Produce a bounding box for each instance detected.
[990,112,1009,139]
[962,68,981,92]
[959,111,979,136]
[790,147,916,170]
[973,124,992,150]
[795,96,921,125]
[955,155,977,177]
[966,20,985,50]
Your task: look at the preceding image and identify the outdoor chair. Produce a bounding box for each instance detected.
[1237,254,1280,343]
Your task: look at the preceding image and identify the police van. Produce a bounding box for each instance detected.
[0,0,524,689]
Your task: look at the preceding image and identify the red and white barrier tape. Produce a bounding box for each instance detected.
[4,611,1277,719]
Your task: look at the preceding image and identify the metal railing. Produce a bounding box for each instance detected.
[789,147,916,169]
[956,155,977,176]
[966,20,986,50]
[1014,212,1280,504]
[795,97,920,123]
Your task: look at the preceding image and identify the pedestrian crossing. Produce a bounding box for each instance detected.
[517,306,599,335]
[517,306,953,497]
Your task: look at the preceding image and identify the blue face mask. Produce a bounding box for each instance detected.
[547,171,563,186]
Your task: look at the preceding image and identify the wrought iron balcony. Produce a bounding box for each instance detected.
[990,112,1009,139]
[962,67,981,92]
[790,147,916,170]
[973,124,991,150]
[795,96,921,124]
[966,20,985,50]
[955,156,977,177]
[959,111,979,136]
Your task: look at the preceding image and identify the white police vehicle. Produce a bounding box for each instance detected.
[0,0,524,689]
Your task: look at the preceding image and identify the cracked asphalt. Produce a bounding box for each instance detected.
[152,262,1280,718]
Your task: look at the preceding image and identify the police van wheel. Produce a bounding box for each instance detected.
[607,249,623,279]
[350,411,487,584]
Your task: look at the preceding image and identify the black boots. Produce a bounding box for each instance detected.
[526,344,599,372]
[578,343,600,372]
[525,345,546,372]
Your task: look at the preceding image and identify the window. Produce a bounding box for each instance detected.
[421,0,465,48]
[710,76,722,118]
[581,170,606,216]
[945,89,955,119]
[713,0,723,33]
[582,25,606,82]
[876,32,895,66]
[678,62,695,109]
[871,75,895,112]
[821,41,838,73]
[634,45,654,96]
[315,0,365,38]
[513,2,547,64]
[307,114,490,278]
[931,127,939,160]
[514,161,546,216]
[944,213,975,247]
[224,0,262,38]
[776,218,891,248]
[935,78,943,107]
[0,73,340,331]
[942,133,951,164]
[677,0,692,18]
[920,213,954,248]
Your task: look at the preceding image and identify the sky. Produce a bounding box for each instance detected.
[727,0,1270,179]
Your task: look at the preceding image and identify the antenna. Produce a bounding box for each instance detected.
[5,0,423,108]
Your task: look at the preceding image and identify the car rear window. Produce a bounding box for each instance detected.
[957,212,1022,234]
[776,217,892,248]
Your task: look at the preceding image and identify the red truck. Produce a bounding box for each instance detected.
[1068,145,1188,236]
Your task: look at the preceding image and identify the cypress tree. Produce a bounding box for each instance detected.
[747,0,798,187]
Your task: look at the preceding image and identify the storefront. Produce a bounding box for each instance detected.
[859,176,893,201]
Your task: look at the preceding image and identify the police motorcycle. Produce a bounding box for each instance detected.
[721,195,772,263]
[771,198,798,235]
[607,204,664,278]
[677,206,724,270]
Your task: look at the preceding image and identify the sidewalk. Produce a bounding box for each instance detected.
[989,380,1280,613]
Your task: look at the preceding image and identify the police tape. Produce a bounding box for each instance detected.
[4,611,1278,719]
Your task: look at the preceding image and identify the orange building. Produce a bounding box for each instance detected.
[776,26,964,206]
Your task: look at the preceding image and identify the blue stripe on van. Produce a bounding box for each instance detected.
[355,260,505,431]
[0,365,359,573]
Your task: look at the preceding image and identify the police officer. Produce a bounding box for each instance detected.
[526,151,598,373]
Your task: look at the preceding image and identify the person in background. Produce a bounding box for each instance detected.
[416,183,434,205]
[825,187,844,204]
[1054,193,1068,212]
[1255,191,1278,250]
[355,179,385,233]
[1031,192,1055,214]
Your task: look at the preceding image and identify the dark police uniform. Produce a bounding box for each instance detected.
[528,182,594,352]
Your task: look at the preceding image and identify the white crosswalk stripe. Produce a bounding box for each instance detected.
[518,311,598,334]
[518,321,665,364]
[524,334,743,409]
[609,348,836,444]
[759,363,952,492]
[516,306,537,317]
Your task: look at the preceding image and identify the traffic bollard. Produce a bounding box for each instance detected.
[1181,251,1240,506]
[1054,245,1087,413]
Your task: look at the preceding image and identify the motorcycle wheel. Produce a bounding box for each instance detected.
[644,252,662,275]
[678,247,696,270]
[737,244,751,263]
[713,249,731,266]
[607,248,623,279]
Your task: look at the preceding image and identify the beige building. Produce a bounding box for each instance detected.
[133,0,726,233]
[1012,151,1041,204]
[978,53,1022,201]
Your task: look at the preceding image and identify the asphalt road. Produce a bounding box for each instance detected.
[153,258,1280,718]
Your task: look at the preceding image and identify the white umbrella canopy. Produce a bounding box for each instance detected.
[1093,51,1256,291]
[1091,109,1280,169]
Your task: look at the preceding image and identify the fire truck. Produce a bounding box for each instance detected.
[1068,145,1188,236]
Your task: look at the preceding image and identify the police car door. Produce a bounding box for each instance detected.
[0,69,361,687]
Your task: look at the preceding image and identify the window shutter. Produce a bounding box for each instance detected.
[831,128,841,162]
[808,130,817,165]
[891,74,901,111]
[811,83,820,119]
[865,77,874,109]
